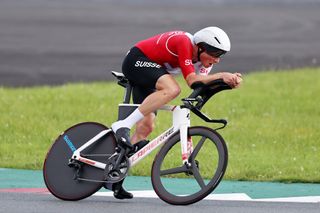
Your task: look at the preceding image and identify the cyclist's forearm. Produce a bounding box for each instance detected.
[186,72,242,88]
[185,72,223,87]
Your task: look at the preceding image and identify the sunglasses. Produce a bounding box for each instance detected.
[206,50,227,58]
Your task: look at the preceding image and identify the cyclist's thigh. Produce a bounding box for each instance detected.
[132,86,158,115]
[122,47,169,88]
[132,86,155,104]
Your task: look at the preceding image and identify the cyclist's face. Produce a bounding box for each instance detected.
[200,52,220,68]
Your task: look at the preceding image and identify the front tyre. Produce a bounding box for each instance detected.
[151,126,228,205]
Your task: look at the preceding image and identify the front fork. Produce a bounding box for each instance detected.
[173,106,193,165]
[180,124,193,164]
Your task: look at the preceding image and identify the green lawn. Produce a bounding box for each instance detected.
[0,68,319,183]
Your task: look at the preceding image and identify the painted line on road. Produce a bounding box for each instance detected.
[94,190,252,201]
[255,196,320,203]
[94,190,320,203]
[0,188,48,193]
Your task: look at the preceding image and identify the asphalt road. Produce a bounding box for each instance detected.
[0,0,320,87]
[1,192,319,213]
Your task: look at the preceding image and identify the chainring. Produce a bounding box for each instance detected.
[104,153,130,183]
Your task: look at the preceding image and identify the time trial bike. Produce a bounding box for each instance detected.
[43,71,232,205]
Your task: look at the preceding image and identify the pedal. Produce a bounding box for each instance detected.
[118,137,134,149]
[127,140,149,157]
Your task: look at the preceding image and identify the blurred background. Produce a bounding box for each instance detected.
[0,0,320,87]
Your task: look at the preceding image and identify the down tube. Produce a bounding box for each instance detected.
[129,126,176,167]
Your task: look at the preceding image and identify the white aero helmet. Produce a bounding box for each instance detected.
[194,26,231,58]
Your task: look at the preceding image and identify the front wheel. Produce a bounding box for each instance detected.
[151,126,228,205]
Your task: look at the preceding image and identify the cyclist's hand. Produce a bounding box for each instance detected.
[234,72,242,88]
[220,72,242,88]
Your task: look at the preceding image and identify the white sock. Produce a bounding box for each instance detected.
[111,108,144,132]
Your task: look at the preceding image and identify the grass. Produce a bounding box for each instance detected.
[218,68,320,183]
[0,67,319,183]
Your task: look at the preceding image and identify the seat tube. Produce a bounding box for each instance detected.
[173,106,191,163]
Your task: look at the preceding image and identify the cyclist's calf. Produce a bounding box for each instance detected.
[131,114,156,144]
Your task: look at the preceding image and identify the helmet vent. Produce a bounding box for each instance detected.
[214,37,221,44]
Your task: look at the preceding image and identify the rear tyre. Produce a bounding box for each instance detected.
[43,122,117,201]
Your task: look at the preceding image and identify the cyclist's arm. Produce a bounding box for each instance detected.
[174,35,195,79]
[185,72,242,89]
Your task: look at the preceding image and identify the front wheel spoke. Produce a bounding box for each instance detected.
[189,136,206,161]
[160,165,188,176]
[192,165,206,189]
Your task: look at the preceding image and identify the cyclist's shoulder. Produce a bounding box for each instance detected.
[166,31,192,40]
[166,31,193,48]
[138,31,192,45]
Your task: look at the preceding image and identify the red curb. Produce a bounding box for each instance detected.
[0,188,48,193]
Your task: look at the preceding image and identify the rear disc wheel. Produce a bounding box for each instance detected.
[43,122,117,201]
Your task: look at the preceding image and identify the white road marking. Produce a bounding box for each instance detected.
[255,196,320,203]
[93,190,320,203]
[94,190,250,200]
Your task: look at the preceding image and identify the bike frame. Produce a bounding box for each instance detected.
[71,104,193,170]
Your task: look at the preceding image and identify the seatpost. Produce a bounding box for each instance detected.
[123,84,132,104]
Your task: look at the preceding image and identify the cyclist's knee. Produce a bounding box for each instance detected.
[161,85,181,100]
[169,86,181,99]
[156,74,181,100]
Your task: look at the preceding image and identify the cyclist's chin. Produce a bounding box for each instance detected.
[205,60,219,67]
[203,63,214,68]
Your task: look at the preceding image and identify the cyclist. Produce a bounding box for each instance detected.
[108,26,242,199]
